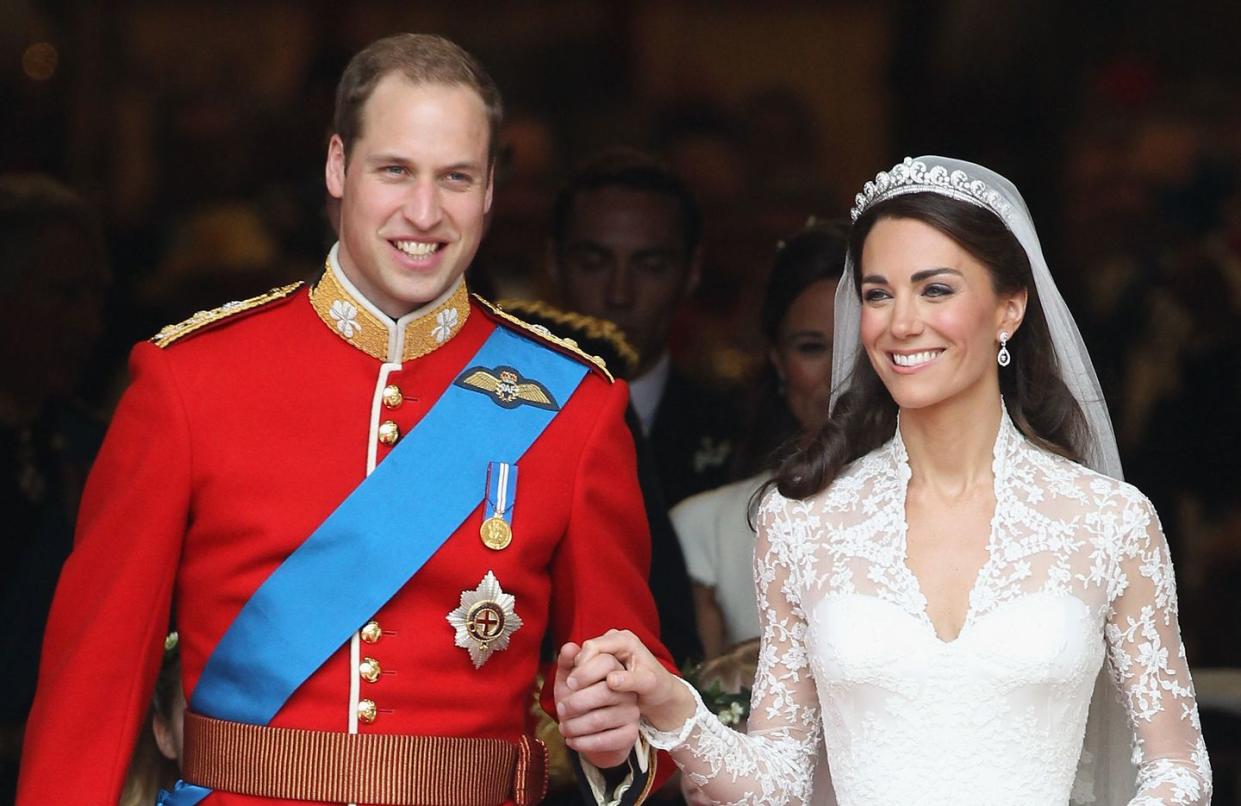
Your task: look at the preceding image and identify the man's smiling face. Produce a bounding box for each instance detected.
[326,74,493,318]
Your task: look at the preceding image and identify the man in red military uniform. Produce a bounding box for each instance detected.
[19,34,670,806]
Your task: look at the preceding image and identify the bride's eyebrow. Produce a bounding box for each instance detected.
[910,267,963,282]
[861,267,963,285]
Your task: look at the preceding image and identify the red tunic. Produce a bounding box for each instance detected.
[18,265,669,805]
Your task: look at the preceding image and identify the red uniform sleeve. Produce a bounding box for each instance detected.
[18,342,191,805]
[541,378,677,799]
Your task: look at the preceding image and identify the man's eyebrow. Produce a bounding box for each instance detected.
[365,153,409,165]
[632,246,684,259]
[440,161,485,174]
[563,239,608,251]
[361,156,485,173]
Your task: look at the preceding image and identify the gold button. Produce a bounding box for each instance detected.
[359,656,382,683]
[382,385,404,409]
[360,620,382,644]
[377,420,400,445]
[358,698,377,724]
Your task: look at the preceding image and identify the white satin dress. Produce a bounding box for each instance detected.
[643,411,1211,805]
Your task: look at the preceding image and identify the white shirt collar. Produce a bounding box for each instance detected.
[326,242,464,361]
[629,352,672,436]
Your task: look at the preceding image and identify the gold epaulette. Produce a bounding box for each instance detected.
[151,282,304,348]
[472,295,615,382]
[498,298,640,377]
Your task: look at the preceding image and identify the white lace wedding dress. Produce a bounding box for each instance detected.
[643,411,1212,805]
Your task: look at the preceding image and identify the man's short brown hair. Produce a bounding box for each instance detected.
[334,33,503,165]
[551,147,702,257]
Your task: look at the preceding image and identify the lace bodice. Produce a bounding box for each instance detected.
[643,412,1211,805]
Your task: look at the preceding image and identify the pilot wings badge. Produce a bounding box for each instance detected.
[453,365,559,411]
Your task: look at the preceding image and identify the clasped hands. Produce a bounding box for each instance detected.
[553,629,696,770]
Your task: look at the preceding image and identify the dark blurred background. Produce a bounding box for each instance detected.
[2,0,1239,800]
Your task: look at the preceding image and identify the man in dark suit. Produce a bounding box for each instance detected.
[548,149,740,509]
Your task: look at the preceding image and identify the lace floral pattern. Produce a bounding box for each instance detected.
[642,411,1211,805]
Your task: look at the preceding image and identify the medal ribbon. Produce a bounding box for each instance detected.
[484,461,518,524]
[165,326,590,805]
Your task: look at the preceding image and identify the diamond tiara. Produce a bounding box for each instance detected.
[850,157,1013,223]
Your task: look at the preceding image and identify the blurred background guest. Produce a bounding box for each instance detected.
[0,174,109,802]
[549,148,743,508]
[119,633,184,806]
[671,220,846,658]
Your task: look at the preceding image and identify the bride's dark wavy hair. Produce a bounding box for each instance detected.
[763,192,1089,503]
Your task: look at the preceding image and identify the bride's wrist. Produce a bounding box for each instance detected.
[644,672,697,732]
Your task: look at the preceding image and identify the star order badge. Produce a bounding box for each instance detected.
[446,571,523,669]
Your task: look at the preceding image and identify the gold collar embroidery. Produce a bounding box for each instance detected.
[309,257,470,363]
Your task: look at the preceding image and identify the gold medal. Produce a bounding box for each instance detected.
[480,516,512,550]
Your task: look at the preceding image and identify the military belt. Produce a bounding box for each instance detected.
[182,711,548,805]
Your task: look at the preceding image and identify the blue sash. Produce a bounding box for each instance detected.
[165,326,589,805]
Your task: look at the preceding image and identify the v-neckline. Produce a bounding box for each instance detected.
[889,407,1013,645]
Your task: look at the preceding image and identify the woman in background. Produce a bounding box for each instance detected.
[672,220,847,658]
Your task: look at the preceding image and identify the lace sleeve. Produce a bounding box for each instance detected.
[640,494,821,804]
[1104,492,1212,805]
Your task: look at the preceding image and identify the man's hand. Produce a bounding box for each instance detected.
[555,641,640,770]
[572,629,695,733]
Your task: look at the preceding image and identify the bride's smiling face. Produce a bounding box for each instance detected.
[858,216,1025,411]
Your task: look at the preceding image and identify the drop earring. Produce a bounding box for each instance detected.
[997,331,1011,367]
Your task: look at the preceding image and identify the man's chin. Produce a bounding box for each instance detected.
[390,274,460,314]
[610,325,643,352]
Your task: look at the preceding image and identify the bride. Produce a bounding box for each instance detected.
[559,157,1212,805]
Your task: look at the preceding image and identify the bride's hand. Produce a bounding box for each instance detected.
[570,629,696,732]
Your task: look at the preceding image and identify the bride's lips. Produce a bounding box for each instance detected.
[887,349,944,373]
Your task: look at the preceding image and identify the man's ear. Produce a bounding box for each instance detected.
[999,287,1028,337]
[545,238,562,285]
[325,134,347,200]
[484,164,495,214]
[684,246,703,297]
